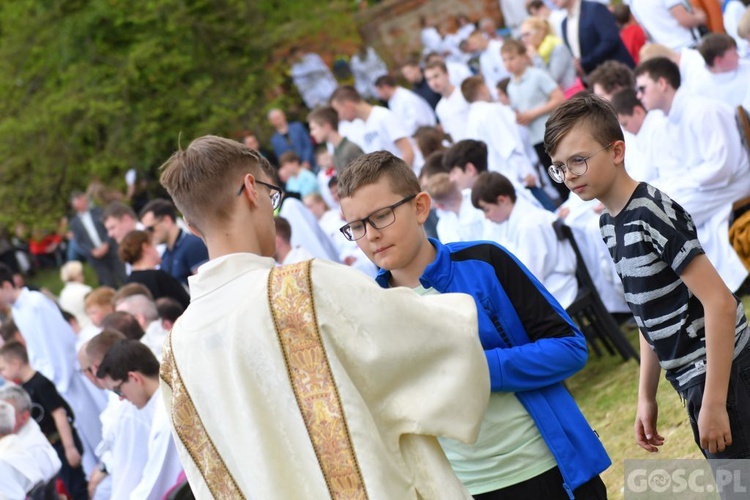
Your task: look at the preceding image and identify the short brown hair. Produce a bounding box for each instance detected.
[278,151,300,165]
[113,283,154,306]
[611,88,644,116]
[461,76,486,103]
[159,135,273,233]
[425,173,459,203]
[501,39,526,56]
[587,61,635,95]
[544,93,624,157]
[118,230,149,264]
[471,172,516,208]
[102,201,137,222]
[374,74,397,88]
[423,60,448,74]
[86,329,127,363]
[420,151,450,181]
[414,127,445,159]
[337,151,421,199]
[84,286,117,309]
[308,106,339,129]
[698,33,737,67]
[330,85,362,104]
[101,312,144,341]
[274,217,292,243]
[0,341,28,365]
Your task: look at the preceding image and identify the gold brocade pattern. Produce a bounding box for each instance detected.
[160,331,244,499]
[268,260,369,500]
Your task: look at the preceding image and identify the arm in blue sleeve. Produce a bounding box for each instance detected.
[483,244,589,392]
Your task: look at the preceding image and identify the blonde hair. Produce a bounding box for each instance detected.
[739,8,750,40]
[159,135,274,233]
[639,43,676,63]
[520,17,551,38]
[60,261,84,283]
[425,173,459,203]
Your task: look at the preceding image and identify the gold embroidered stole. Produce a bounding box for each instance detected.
[268,260,369,500]
[161,332,244,499]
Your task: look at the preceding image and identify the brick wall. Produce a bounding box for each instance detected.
[355,0,503,68]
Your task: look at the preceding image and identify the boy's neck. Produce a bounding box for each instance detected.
[18,365,35,384]
[511,67,526,81]
[598,170,640,217]
[143,376,160,402]
[356,102,373,121]
[389,237,437,289]
[329,131,344,147]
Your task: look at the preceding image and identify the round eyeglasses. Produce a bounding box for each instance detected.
[237,179,284,210]
[548,142,614,184]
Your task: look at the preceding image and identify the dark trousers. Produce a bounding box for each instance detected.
[680,345,750,459]
[473,467,607,500]
[534,143,569,203]
[52,432,89,500]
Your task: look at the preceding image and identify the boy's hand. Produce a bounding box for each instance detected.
[65,444,82,468]
[698,403,732,454]
[88,468,107,498]
[635,399,665,452]
[516,111,534,126]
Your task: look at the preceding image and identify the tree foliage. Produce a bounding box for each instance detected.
[0,0,358,228]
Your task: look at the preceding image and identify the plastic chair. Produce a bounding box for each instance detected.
[553,219,639,363]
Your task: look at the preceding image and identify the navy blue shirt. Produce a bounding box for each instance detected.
[161,230,208,286]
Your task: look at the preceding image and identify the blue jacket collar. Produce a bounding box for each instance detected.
[375,238,452,289]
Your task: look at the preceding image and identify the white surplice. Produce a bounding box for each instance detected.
[387,86,437,136]
[0,434,43,498]
[16,419,61,483]
[129,388,183,500]
[162,254,490,499]
[11,288,108,474]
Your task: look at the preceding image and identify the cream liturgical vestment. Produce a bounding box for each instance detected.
[161,254,490,499]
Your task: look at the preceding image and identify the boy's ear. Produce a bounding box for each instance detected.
[612,140,626,165]
[465,163,477,176]
[414,191,432,223]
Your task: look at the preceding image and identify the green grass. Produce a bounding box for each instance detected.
[26,263,99,295]
[567,327,702,499]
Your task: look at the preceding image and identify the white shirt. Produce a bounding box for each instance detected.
[281,246,315,265]
[625,110,667,183]
[130,388,183,500]
[279,197,340,263]
[724,1,750,59]
[362,105,410,157]
[97,394,151,500]
[435,190,486,244]
[0,434,43,499]
[141,320,168,362]
[420,26,443,54]
[290,53,338,109]
[446,61,473,88]
[435,87,471,142]
[79,210,103,247]
[628,0,697,51]
[59,281,93,330]
[693,62,750,108]
[16,419,61,483]
[679,47,712,95]
[387,87,437,136]
[349,48,388,100]
[465,102,535,183]
[479,39,510,99]
[565,0,582,59]
[489,197,577,308]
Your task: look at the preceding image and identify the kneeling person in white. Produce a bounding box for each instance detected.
[98,340,183,500]
[472,172,578,309]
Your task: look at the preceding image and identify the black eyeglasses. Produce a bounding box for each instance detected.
[547,142,614,183]
[144,217,162,233]
[340,195,417,241]
[237,179,284,210]
[635,85,646,95]
[111,379,128,398]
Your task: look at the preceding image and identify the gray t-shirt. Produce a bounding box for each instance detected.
[334,137,364,172]
[507,67,558,145]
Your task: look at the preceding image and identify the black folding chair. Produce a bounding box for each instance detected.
[553,219,639,363]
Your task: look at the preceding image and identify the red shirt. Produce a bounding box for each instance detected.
[620,24,647,65]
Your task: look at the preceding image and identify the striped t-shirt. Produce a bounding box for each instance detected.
[600,183,749,390]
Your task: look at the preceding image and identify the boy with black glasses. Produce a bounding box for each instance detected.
[339,150,609,499]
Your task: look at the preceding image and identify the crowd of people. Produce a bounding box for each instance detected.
[2,0,750,498]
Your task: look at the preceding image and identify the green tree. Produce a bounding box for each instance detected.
[0,0,358,228]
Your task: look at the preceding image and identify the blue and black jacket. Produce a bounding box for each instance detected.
[376,238,611,498]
